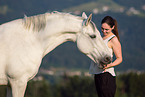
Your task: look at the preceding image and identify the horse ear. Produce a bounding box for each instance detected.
[85,14,92,26]
[82,12,88,19]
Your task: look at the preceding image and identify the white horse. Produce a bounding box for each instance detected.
[0,11,111,97]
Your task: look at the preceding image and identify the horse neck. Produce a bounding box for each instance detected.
[49,14,83,33]
[38,14,83,56]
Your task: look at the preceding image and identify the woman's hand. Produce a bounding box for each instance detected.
[103,63,112,70]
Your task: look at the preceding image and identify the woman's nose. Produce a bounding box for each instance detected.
[102,29,106,33]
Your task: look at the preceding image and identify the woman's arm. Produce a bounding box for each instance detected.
[104,37,122,69]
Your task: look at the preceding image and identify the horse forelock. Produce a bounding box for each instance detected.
[23,13,48,32]
[90,21,97,32]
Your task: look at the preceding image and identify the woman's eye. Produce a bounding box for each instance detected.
[90,35,96,39]
[101,27,109,31]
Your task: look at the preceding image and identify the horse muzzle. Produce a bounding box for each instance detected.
[98,56,112,69]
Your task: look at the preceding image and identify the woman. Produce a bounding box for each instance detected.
[89,16,122,97]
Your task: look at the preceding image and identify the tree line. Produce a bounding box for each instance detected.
[0,72,145,97]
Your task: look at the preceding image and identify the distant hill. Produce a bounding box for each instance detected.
[0,0,145,71]
[63,0,124,13]
[63,0,145,17]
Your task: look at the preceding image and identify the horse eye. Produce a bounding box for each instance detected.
[90,35,96,39]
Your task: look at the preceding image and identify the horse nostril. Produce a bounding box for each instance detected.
[90,35,96,39]
[98,56,111,69]
[104,56,112,64]
[100,56,112,64]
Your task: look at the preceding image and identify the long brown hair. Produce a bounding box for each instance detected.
[101,16,120,41]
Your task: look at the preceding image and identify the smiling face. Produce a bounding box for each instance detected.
[101,23,114,36]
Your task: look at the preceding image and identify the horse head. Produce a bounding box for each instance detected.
[76,12,112,66]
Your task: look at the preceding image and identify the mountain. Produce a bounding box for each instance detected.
[0,0,145,71]
[63,0,145,17]
[0,0,94,23]
[63,0,124,13]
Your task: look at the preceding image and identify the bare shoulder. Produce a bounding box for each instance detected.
[110,36,121,47]
[112,36,119,42]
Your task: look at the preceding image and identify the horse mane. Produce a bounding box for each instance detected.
[23,13,48,32]
[23,11,82,32]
